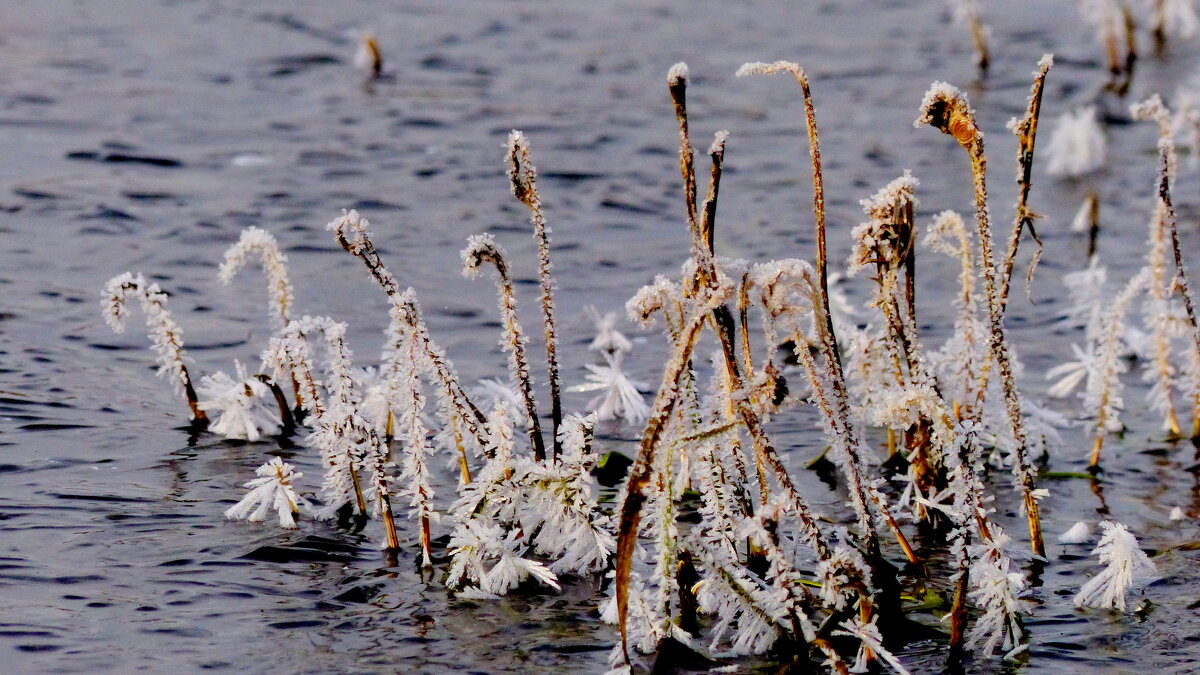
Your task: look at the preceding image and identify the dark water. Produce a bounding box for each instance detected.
[2,1,1200,672]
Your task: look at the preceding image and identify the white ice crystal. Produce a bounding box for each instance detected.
[225,457,310,528]
[586,306,633,356]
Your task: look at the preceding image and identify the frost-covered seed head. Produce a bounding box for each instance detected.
[735,60,804,80]
[915,81,979,146]
[506,130,537,206]
[461,233,507,279]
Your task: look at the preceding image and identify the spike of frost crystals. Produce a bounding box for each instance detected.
[225,457,310,528]
[1043,107,1106,177]
[1074,521,1159,611]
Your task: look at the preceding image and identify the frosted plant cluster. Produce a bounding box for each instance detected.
[100,45,1200,672]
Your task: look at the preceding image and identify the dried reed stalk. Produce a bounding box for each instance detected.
[736,61,843,370]
[1000,55,1053,308]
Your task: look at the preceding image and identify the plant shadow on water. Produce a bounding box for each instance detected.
[2,0,1200,673]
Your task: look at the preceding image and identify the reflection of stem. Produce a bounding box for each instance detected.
[1090,474,1111,517]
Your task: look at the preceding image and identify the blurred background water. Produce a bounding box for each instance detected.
[1,1,1199,672]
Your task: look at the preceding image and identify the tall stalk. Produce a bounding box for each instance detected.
[737,61,843,370]
[506,131,563,459]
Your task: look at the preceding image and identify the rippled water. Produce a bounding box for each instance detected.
[2,1,1200,672]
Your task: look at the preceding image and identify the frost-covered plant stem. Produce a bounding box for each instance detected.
[507,131,563,459]
[279,319,371,520]
[1151,142,1200,439]
[102,273,207,426]
[999,55,1053,308]
[614,283,748,662]
[462,234,547,462]
[1088,274,1150,469]
[219,226,295,328]
[916,83,1044,557]
[219,227,304,413]
[328,210,489,449]
[395,322,436,565]
[736,61,843,370]
[1132,100,1188,437]
[754,259,917,564]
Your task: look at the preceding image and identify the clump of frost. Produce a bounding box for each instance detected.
[1058,521,1093,544]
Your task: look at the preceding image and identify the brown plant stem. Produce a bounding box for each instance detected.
[464,241,548,462]
[330,217,490,448]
